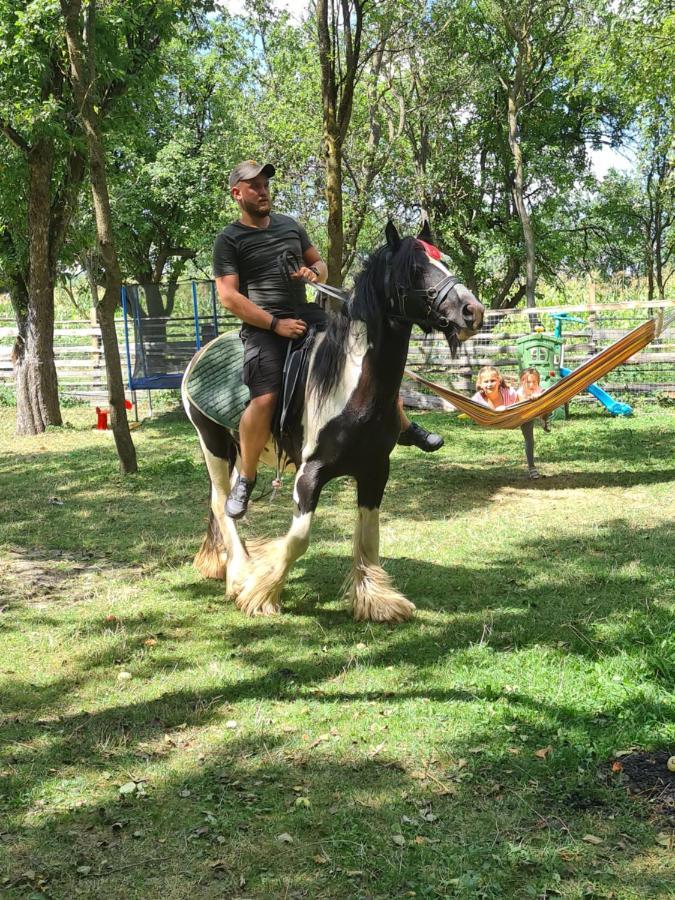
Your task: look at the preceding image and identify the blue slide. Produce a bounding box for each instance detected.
[560,366,633,416]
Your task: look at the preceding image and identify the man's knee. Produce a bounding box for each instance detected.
[243,392,277,428]
[249,392,277,412]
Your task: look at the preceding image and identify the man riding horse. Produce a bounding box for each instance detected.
[213,160,445,519]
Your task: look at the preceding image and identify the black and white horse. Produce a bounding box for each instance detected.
[182,223,484,621]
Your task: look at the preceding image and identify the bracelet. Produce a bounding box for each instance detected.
[269,316,279,333]
[309,264,320,277]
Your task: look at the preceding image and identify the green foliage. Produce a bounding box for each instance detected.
[1,0,673,315]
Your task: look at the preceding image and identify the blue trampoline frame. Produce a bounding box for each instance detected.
[120,281,223,392]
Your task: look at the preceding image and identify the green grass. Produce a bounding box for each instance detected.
[1,401,674,899]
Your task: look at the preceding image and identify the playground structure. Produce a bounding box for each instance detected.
[120,280,238,415]
[515,312,633,419]
[553,313,633,416]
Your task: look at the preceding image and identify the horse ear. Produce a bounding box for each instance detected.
[385,220,401,250]
[417,220,433,243]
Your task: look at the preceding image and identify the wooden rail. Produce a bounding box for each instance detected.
[1,302,673,403]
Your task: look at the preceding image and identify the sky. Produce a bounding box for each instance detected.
[589,145,636,179]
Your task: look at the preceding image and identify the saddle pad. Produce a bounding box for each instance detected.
[184,331,249,429]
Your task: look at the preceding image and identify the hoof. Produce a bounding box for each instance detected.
[354,594,416,623]
[235,587,282,617]
[347,563,415,623]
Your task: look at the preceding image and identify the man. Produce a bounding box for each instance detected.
[214,160,443,519]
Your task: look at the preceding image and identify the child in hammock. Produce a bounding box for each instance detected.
[472,366,518,409]
[472,365,542,479]
[517,367,551,433]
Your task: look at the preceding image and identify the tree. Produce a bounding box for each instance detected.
[570,0,674,297]
[60,0,138,472]
[108,18,240,308]
[0,0,86,432]
[316,0,364,285]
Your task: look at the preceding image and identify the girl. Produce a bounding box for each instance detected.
[517,367,551,432]
[517,367,543,401]
[472,365,541,479]
[472,366,518,410]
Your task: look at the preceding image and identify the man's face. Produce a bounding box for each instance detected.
[232,175,271,218]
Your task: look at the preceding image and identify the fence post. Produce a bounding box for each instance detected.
[90,307,102,395]
[192,281,201,350]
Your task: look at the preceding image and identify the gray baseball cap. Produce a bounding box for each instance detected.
[228,159,276,189]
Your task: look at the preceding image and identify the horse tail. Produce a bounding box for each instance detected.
[194,507,227,580]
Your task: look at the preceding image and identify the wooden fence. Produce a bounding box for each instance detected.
[1,301,673,407]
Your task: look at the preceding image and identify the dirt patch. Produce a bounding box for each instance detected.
[3,547,141,608]
[603,750,675,823]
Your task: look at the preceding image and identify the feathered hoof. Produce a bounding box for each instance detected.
[230,538,288,616]
[347,563,416,623]
[194,546,227,580]
[225,579,242,603]
[234,583,282,616]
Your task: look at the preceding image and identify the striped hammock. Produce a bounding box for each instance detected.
[405,311,672,430]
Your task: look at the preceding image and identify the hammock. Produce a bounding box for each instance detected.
[405,311,672,430]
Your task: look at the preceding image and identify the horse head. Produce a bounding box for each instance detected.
[383,221,484,346]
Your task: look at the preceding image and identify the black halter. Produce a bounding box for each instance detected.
[277,247,461,331]
[383,253,461,330]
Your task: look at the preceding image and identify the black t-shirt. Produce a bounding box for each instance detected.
[212,213,313,318]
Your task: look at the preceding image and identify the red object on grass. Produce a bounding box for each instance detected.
[95,400,132,429]
[95,407,108,430]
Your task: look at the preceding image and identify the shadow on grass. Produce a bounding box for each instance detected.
[3,518,672,732]
[2,406,674,572]
[1,710,672,898]
[4,516,672,691]
[1,410,673,896]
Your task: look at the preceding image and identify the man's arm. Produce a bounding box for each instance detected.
[216,274,307,339]
[289,246,327,285]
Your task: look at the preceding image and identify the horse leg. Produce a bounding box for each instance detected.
[347,464,415,623]
[233,461,323,616]
[185,399,250,598]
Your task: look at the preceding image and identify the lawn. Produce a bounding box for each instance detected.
[1,400,674,899]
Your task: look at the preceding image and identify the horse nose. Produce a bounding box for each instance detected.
[462,298,484,330]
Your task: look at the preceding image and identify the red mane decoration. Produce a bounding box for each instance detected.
[417,239,441,260]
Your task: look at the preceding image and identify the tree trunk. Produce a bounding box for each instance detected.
[324,127,345,288]
[654,202,665,300]
[17,140,63,434]
[61,0,137,473]
[317,0,363,290]
[507,90,536,308]
[645,237,655,302]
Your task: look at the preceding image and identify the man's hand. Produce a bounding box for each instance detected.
[275,317,307,339]
[290,265,319,284]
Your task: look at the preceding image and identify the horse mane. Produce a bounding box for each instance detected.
[309,237,426,405]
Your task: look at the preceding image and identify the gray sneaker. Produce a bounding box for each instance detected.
[225,475,257,519]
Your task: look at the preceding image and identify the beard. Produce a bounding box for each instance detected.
[241,197,271,219]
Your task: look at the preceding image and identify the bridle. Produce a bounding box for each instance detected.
[382,246,462,331]
[278,244,463,331]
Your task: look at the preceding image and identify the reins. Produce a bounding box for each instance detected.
[278,246,460,331]
[277,249,349,306]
